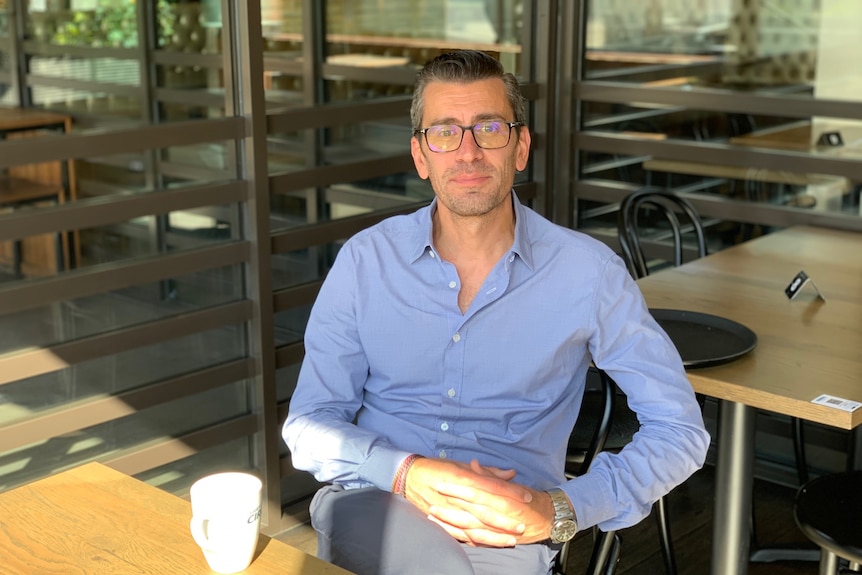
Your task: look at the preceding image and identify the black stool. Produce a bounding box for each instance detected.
[793,470,862,574]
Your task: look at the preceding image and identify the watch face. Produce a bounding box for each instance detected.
[551,519,578,542]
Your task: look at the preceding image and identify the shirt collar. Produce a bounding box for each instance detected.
[410,191,535,271]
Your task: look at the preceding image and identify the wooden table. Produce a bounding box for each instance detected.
[642,157,845,187]
[0,107,71,134]
[729,120,814,152]
[730,120,862,155]
[0,462,353,574]
[585,51,719,66]
[0,106,76,275]
[644,119,862,213]
[636,225,862,575]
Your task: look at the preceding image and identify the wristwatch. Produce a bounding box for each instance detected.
[546,488,578,544]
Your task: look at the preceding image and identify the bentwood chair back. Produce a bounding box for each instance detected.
[617,188,707,279]
[611,189,709,575]
[618,188,809,562]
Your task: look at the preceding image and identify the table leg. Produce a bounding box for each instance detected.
[712,400,755,575]
[850,425,862,471]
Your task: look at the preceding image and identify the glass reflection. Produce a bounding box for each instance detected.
[581,0,862,224]
[585,1,816,90]
[262,0,525,107]
[0,379,249,492]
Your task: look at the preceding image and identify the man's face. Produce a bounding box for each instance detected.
[410,78,531,218]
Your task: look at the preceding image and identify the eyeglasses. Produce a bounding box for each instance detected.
[414,121,522,153]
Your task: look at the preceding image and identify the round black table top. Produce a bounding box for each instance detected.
[650,308,757,369]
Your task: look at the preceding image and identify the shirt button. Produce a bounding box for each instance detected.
[447,388,456,398]
[509,255,515,262]
[448,281,457,289]
[429,251,436,258]
[452,333,460,342]
[440,422,449,431]
[439,450,447,458]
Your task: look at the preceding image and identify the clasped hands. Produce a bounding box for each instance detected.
[402,458,555,547]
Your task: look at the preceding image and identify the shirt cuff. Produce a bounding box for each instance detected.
[562,471,615,530]
[358,447,415,492]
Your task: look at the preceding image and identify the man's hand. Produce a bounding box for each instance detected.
[403,458,555,547]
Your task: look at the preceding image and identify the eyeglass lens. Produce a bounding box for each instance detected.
[424,121,514,152]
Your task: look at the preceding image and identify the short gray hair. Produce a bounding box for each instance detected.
[410,50,526,131]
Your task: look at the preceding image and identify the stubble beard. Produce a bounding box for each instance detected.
[433,162,514,218]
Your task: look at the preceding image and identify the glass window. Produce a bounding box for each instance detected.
[582,0,859,103]
[0,326,245,414]
[135,436,255,493]
[577,0,862,241]
[1,379,252,491]
[0,265,243,354]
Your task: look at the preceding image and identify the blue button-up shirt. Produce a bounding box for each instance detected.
[283,193,709,531]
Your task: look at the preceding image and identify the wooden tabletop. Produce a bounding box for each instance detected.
[584,51,719,65]
[0,462,353,575]
[637,225,862,430]
[642,158,846,187]
[0,175,64,205]
[729,120,814,151]
[731,120,862,157]
[0,107,71,132]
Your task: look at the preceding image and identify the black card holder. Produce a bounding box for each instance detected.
[785,270,826,301]
[816,131,843,147]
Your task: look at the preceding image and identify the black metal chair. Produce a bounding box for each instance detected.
[613,189,707,574]
[554,367,615,575]
[617,188,810,564]
[793,470,862,574]
[617,188,710,404]
[556,368,675,575]
[570,369,674,575]
[617,188,707,279]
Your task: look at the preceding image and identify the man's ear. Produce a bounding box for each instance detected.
[411,136,430,179]
[515,126,531,172]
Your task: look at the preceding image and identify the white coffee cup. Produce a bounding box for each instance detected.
[189,471,263,574]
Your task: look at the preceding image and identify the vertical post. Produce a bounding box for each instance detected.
[225,0,281,536]
[713,400,755,575]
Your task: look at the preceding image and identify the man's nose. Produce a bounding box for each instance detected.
[456,129,483,159]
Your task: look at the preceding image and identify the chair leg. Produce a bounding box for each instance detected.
[604,533,622,575]
[654,496,678,575]
[587,529,618,575]
[12,239,23,277]
[749,488,761,548]
[792,416,809,485]
[819,549,839,575]
[553,539,569,574]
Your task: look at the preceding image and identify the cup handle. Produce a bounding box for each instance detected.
[189,516,211,550]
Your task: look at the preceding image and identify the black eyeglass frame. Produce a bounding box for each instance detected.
[413,121,523,153]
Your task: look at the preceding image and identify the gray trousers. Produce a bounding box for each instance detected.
[310,484,558,575]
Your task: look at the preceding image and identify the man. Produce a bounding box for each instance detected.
[283,50,709,575]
